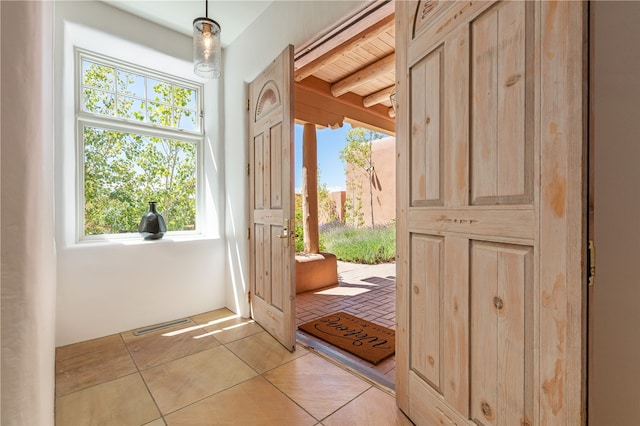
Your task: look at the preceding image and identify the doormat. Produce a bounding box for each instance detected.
[298,312,395,364]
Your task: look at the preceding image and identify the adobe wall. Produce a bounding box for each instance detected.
[319,191,346,225]
[344,136,396,227]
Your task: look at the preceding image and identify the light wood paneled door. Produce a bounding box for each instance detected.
[249,45,296,352]
[395,1,586,425]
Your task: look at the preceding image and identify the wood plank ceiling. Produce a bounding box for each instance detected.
[293,0,396,134]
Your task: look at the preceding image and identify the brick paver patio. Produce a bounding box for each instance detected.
[295,261,396,329]
[295,261,397,387]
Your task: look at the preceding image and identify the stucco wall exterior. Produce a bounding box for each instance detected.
[344,136,396,227]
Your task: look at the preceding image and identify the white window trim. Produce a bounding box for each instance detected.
[75,49,205,242]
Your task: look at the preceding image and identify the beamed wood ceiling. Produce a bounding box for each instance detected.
[294,0,396,134]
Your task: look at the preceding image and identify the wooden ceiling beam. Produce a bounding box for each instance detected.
[295,76,395,134]
[331,53,396,97]
[363,85,395,107]
[294,14,395,82]
[295,103,344,129]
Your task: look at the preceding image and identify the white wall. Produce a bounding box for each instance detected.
[223,0,368,317]
[591,2,640,424]
[54,1,226,346]
[1,2,56,424]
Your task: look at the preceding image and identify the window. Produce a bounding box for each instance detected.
[76,50,203,239]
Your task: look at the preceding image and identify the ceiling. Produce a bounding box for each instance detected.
[293,0,395,134]
[102,0,272,47]
[104,0,396,134]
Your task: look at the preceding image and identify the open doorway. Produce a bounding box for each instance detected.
[293,122,396,389]
[290,0,397,388]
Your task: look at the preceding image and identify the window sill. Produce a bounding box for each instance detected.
[74,233,220,247]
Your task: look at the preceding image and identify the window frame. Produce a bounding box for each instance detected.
[75,49,205,242]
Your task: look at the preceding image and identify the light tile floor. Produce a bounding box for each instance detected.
[296,261,397,387]
[55,307,411,426]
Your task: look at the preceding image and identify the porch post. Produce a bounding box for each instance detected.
[302,122,319,253]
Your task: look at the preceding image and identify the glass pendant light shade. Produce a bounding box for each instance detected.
[193,17,221,79]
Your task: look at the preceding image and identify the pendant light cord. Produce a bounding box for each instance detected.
[205,0,209,18]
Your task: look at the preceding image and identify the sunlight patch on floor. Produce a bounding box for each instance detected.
[162,314,240,337]
[315,287,371,296]
[194,320,255,339]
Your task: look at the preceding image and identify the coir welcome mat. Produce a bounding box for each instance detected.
[298,312,395,364]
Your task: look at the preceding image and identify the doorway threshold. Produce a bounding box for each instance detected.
[296,330,395,392]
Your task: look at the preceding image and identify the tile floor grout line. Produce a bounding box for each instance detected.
[54,371,141,400]
[118,316,244,423]
[145,326,270,421]
[318,385,373,424]
[118,329,167,423]
[54,337,135,399]
[258,351,326,423]
[157,373,259,420]
[221,332,273,377]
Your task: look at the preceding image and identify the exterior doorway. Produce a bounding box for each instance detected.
[291,0,397,389]
[293,123,397,389]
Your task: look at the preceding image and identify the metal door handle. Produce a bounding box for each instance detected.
[278,218,289,247]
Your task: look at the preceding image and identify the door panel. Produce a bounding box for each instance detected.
[270,123,283,209]
[410,47,443,206]
[470,242,533,426]
[249,45,296,351]
[442,236,469,416]
[396,1,586,424]
[254,133,265,209]
[410,234,443,390]
[470,1,533,205]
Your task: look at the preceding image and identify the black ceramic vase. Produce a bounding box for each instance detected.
[138,201,167,240]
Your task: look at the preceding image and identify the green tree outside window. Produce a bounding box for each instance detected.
[81,58,199,236]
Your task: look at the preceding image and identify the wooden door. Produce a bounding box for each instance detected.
[395,2,586,425]
[249,45,296,352]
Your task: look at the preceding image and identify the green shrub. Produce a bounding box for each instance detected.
[319,223,395,264]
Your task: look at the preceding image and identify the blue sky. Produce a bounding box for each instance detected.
[294,123,353,193]
[294,123,393,193]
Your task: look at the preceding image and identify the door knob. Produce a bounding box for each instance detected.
[277,218,290,247]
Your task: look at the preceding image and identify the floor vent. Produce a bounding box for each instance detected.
[133,318,191,336]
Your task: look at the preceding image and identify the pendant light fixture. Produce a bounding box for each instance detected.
[193,0,221,79]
